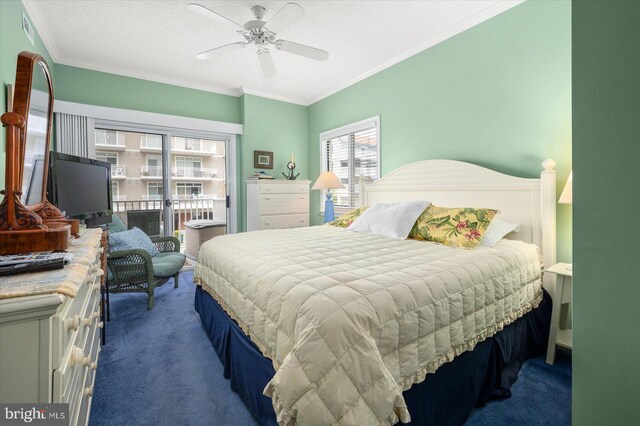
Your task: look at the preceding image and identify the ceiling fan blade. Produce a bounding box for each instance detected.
[274,40,329,61]
[187,3,243,29]
[196,42,247,60]
[265,2,304,34]
[257,49,277,78]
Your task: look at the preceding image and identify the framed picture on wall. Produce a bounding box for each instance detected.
[254,150,274,169]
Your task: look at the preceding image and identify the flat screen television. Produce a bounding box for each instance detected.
[47,152,113,227]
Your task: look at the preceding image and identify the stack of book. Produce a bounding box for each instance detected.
[247,171,275,180]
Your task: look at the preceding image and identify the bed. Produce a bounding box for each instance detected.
[194,159,558,425]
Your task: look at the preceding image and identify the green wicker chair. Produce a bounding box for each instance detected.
[105,216,186,314]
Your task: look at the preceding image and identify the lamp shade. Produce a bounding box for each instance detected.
[312,171,344,190]
[558,171,572,204]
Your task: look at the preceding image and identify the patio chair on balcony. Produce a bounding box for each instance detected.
[105,215,186,313]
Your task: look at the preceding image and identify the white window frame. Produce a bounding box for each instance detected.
[175,182,204,198]
[96,151,119,165]
[146,154,162,167]
[175,156,202,170]
[111,181,119,200]
[147,182,163,200]
[318,115,380,215]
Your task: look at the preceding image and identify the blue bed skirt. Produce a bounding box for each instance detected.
[194,286,551,426]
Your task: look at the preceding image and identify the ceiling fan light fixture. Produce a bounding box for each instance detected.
[188,2,329,77]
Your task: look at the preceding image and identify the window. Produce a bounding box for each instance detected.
[96,151,118,166]
[147,154,161,168]
[320,116,380,210]
[144,154,162,177]
[111,182,123,201]
[175,156,202,170]
[147,182,163,200]
[176,182,203,198]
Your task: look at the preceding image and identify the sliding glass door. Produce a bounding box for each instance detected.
[93,125,233,253]
[167,134,228,245]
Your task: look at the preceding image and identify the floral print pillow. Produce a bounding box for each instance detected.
[328,206,369,228]
[408,205,498,249]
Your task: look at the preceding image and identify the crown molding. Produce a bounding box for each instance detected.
[21,0,61,62]
[22,0,525,108]
[240,88,308,106]
[55,56,242,98]
[306,0,525,105]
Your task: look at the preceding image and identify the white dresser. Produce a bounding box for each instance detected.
[0,228,104,426]
[246,180,311,232]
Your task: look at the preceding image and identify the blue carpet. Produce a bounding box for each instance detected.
[90,270,571,426]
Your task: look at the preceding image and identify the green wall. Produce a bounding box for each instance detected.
[239,94,308,231]
[0,0,56,189]
[572,1,640,424]
[307,0,572,262]
[55,64,240,124]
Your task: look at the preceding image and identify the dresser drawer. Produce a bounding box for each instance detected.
[260,194,308,215]
[260,214,308,230]
[260,183,308,195]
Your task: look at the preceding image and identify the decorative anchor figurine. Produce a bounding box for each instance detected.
[282,161,300,180]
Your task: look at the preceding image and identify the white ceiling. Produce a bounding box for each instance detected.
[23,0,523,106]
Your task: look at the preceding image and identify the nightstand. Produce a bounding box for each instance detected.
[545,262,573,364]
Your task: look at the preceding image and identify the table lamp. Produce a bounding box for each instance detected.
[559,171,572,204]
[312,171,345,222]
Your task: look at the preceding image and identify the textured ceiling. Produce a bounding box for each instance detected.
[23,0,522,105]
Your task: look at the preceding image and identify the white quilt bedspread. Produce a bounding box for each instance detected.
[195,226,543,425]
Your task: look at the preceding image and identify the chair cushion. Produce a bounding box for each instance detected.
[107,215,128,233]
[108,227,160,256]
[151,252,186,278]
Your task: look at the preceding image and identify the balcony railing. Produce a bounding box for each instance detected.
[111,164,126,177]
[141,194,163,201]
[95,131,125,147]
[112,196,226,249]
[112,195,127,201]
[140,166,163,177]
[172,167,218,178]
[139,166,220,179]
[171,138,216,154]
[140,135,163,150]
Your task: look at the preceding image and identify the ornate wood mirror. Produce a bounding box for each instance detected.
[0,52,78,255]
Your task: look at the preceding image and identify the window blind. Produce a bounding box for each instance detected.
[322,120,379,209]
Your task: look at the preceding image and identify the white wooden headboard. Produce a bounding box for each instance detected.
[361,159,557,273]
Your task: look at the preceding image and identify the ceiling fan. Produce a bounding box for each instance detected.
[187,2,329,78]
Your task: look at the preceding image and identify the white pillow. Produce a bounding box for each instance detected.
[480,218,520,247]
[347,200,431,240]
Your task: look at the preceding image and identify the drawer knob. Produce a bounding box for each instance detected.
[264,197,271,200]
[300,219,304,223]
[71,346,91,366]
[67,315,80,331]
[98,321,104,329]
[84,386,94,397]
[90,361,98,371]
[265,222,269,225]
[95,269,105,277]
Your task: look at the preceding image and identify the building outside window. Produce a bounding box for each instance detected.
[176,182,203,198]
[320,116,380,210]
[111,182,124,201]
[96,151,118,166]
[143,154,162,177]
[147,182,163,200]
